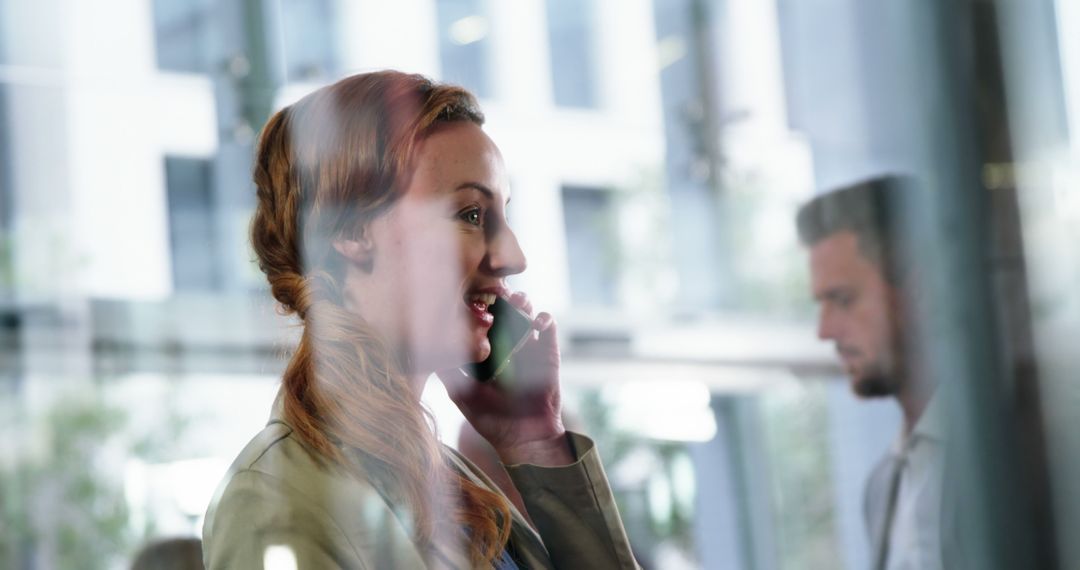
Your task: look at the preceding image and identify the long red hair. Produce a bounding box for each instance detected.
[249,71,511,565]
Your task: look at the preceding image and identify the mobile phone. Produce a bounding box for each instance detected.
[465,296,534,382]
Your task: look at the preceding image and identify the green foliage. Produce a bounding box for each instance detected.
[721,169,814,318]
[576,389,697,564]
[0,397,143,570]
[760,384,842,569]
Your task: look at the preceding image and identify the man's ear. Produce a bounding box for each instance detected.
[332,228,375,266]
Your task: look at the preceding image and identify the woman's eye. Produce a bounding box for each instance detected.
[459,208,483,226]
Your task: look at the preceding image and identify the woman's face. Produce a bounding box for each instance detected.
[341,121,526,374]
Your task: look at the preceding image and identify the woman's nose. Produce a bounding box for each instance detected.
[487,225,527,277]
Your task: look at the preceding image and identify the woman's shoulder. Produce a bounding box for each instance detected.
[202,421,425,568]
[207,420,388,516]
[229,421,335,483]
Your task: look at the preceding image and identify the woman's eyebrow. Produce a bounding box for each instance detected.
[454,182,511,205]
[454,182,494,199]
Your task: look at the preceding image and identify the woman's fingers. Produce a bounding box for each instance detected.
[508,290,533,317]
[533,311,554,333]
[534,312,559,362]
[517,312,559,389]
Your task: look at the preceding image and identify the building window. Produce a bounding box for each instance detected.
[164,157,222,292]
[279,0,339,82]
[546,0,598,108]
[153,0,215,74]
[436,0,492,99]
[562,185,619,307]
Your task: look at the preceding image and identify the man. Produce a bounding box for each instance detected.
[797,176,946,570]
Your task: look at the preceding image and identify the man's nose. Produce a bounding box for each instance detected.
[817,307,838,341]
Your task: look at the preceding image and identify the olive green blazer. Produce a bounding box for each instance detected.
[202,405,639,569]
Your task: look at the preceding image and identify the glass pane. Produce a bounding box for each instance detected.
[153,0,215,74]
[561,185,618,307]
[164,156,221,292]
[436,0,492,98]
[546,0,597,108]
[1,1,1074,568]
[279,0,339,82]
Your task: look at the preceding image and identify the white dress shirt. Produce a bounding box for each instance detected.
[881,396,946,570]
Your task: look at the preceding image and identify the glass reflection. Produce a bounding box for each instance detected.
[0,0,1076,568]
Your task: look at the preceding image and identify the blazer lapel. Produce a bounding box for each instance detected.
[443,446,553,569]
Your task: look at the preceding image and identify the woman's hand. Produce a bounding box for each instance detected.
[437,292,573,467]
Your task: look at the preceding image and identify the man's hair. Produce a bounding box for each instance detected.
[796,175,913,284]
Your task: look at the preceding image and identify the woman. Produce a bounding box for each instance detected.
[202,71,638,569]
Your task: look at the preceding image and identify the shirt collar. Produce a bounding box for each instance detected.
[911,392,945,442]
[891,392,945,454]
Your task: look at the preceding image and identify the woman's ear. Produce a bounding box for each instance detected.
[332,229,375,267]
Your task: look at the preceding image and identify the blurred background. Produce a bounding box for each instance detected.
[0,0,1077,568]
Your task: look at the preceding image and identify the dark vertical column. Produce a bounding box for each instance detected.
[979,1,1064,567]
[652,0,733,313]
[691,396,778,570]
[994,0,1076,562]
[0,2,13,298]
[210,0,281,293]
[0,3,21,389]
[910,1,1058,568]
[0,84,9,249]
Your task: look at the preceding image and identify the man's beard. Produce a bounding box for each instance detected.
[839,331,906,399]
[850,353,903,398]
[853,373,899,398]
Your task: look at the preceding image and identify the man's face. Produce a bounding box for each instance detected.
[809,231,904,397]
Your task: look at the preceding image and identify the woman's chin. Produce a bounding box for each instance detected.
[429,339,489,370]
[415,326,490,370]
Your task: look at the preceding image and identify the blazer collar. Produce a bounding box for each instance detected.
[267,388,550,569]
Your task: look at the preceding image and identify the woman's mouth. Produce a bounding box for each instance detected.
[465,292,496,327]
